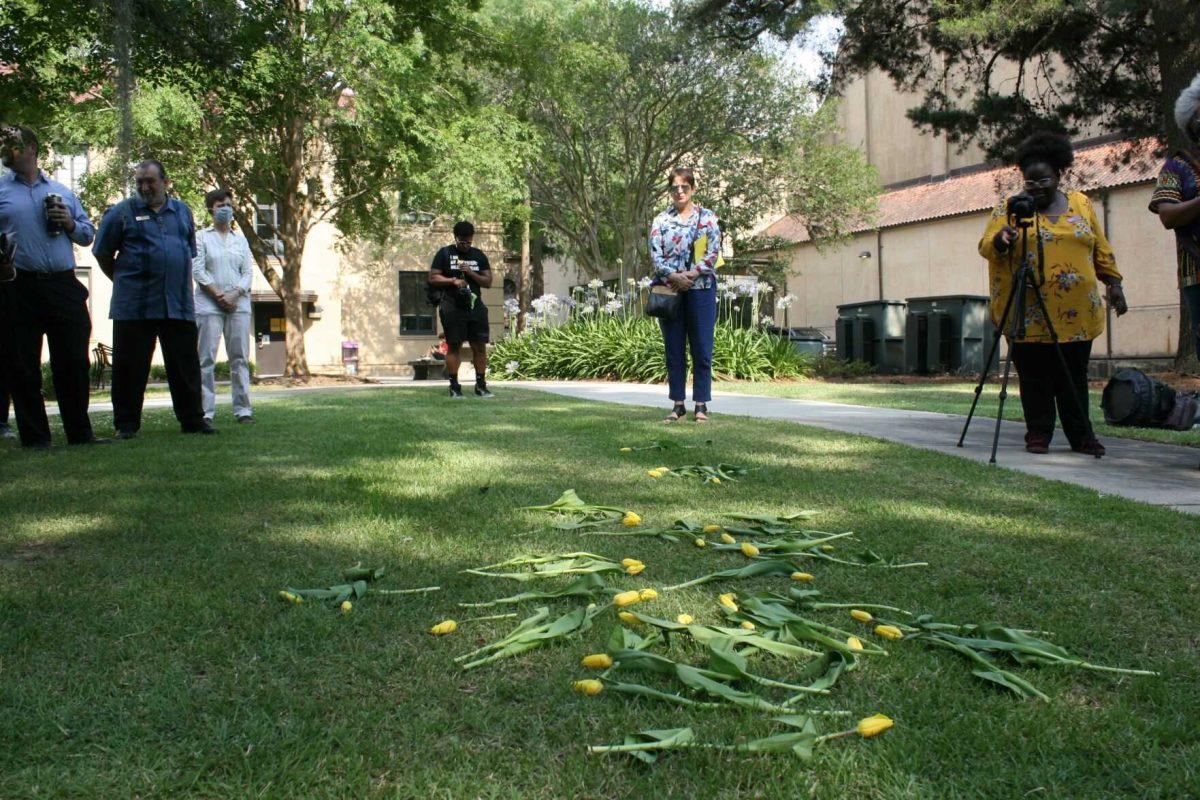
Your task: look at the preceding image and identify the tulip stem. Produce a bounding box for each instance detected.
[374,586,441,595]
[462,613,518,623]
[808,602,912,615]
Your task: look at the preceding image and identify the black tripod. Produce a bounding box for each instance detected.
[958,213,1101,463]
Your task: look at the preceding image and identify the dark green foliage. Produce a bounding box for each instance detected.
[492,317,810,382]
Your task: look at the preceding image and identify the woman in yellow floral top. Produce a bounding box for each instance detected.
[978,132,1127,456]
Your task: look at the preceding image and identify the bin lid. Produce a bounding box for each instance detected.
[904,295,990,303]
[767,326,827,341]
[836,300,907,312]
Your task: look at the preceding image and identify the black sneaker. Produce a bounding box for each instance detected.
[183,421,218,435]
[449,385,464,399]
[475,384,495,399]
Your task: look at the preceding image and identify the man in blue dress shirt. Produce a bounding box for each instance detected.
[0,126,104,448]
[93,159,212,438]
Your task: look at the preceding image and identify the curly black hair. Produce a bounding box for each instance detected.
[1013,132,1074,174]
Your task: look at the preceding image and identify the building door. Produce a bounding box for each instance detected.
[253,302,287,376]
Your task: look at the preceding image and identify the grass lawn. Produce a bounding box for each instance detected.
[714,379,1200,449]
[1,387,1196,799]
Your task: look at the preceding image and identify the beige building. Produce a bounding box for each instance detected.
[54,158,507,379]
[759,70,1180,369]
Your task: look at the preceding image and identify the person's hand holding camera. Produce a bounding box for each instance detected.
[993,225,1019,253]
[46,200,75,234]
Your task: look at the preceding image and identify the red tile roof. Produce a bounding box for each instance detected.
[761,137,1162,245]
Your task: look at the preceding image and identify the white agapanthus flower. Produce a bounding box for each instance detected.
[760,314,775,326]
[587,278,604,290]
[603,289,617,300]
[626,277,637,286]
[531,293,561,315]
[775,293,797,310]
[737,283,755,296]
[504,360,520,375]
[503,298,521,316]
[580,304,595,314]
[603,299,623,313]
[722,291,738,301]
[637,277,654,289]
[716,280,732,293]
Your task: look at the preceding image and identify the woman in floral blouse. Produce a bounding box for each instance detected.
[979,132,1127,456]
[649,167,721,423]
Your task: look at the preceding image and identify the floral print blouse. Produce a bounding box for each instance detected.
[978,191,1121,343]
[649,204,721,290]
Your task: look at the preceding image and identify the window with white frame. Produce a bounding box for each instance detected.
[254,195,285,255]
[52,149,88,194]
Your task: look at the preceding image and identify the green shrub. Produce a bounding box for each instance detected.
[37,360,256,399]
[805,354,876,379]
[492,316,812,382]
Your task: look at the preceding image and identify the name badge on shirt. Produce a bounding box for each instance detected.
[135,215,150,221]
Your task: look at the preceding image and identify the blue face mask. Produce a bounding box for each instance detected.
[213,205,234,224]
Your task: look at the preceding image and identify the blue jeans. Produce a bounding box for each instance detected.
[1184,284,1200,358]
[659,284,716,403]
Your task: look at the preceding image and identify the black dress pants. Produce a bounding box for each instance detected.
[1010,339,1094,446]
[0,354,9,426]
[112,319,205,433]
[0,270,95,446]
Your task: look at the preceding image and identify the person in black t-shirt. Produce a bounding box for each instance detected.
[428,220,494,398]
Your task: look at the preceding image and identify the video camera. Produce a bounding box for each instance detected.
[1006,192,1037,223]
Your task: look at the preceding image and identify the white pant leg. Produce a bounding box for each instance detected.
[225,311,253,419]
[196,313,226,420]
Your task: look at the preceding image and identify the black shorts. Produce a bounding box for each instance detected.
[439,299,490,346]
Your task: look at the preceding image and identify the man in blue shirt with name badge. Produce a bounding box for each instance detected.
[94,159,212,438]
[0,125,106,448]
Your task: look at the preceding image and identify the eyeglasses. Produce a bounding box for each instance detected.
[668,184,692,194]
[1022,177,1055,189]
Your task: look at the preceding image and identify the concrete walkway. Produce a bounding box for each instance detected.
[514,381,1200,517]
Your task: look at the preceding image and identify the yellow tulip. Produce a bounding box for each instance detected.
[846,636,864,651]
[821,544,835,552]
[613,590,642,608]
[581,653,613,669]
[638,588,658,601]
[340,600,352,613]
[619,447,632,453]
[279,591,303,604]
[621,558,643,568]
[875,624,904,641]
[857,713,894,738]
[739,621,756,630]
[654,466,670,473]
[622,512,642,527]
[718,592,738,612]
[702,524,722,533]
[740,542,760,557]
[710,477,722,484]
[790,572,814,582]
[429,620,458,636]
[646,470,663,478]
[625,563,646,576]
[850,609,873,623]
[720,533,736,544]
[572,679,604,696]
[693,538,707,548]
[676,613,694,625]
[618,611,641,625]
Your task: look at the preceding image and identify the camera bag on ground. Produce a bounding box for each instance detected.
[1101,368,1196,429]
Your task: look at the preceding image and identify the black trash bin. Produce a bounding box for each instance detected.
[904,295,996,374]
[836,300,907,373]
[770,326,828,358]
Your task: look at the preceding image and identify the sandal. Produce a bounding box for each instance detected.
[694,403,709,423]
[664,403,686,423]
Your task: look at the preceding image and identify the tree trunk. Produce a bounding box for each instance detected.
[530,233,545,300]
[517,194,532,333]
[281,252,309,379]
[1153,0,1200,371]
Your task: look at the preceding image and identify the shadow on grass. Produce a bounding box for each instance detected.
[0,387,1196,799]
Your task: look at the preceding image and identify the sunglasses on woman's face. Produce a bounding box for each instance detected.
[1022,177,1055,189]
[669,184,691,194]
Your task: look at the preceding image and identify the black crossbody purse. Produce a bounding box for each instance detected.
[645,283,680,319]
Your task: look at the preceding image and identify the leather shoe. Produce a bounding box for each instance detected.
[236,416,254,424]
[182,421,218,435]
[71,437,115,445]
[115,429,138,440]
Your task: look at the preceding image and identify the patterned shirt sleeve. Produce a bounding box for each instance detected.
[695,210,721,275]
[649,212,672,280]
[1149,158,1186,213]
[1082,194,1121,282]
